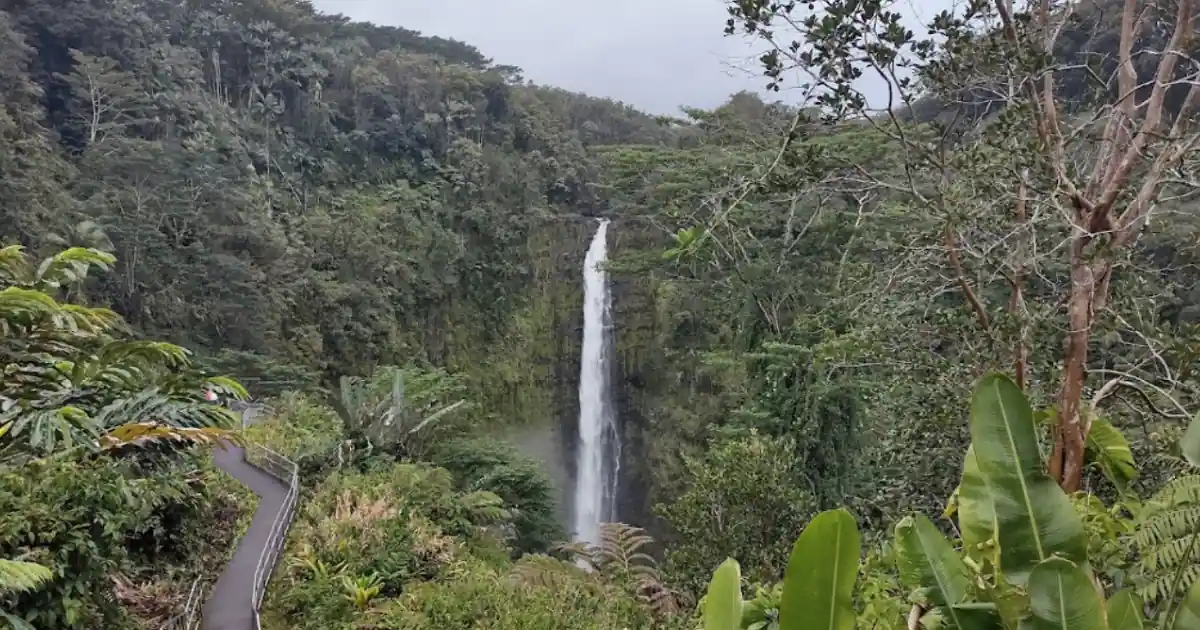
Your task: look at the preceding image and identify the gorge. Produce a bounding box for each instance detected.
[1,0,1199,627]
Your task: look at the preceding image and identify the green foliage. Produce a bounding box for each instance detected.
[736,341,863,508]
[778,509,859,630]
[1107,590,1145,630]
[335,365,473,461]
[693,374,1200,630]
[367,557,657,630]
[1086,417,1138,493]
[697,508,861,630]
[0,243,248,627]
[1173,582,1200,630]
[263,456,671,630]
[0,244,243,464]
[431,437,564,555]
[557,522,681,619]
[0,560,51,595]
[1025,558,1106,630]
[703,559,742,630]
[969,374,1088,584]
[265,461,514,628]
[895,514,972,627]
[0,0,672,411]
[244,392,344,469]
[0,456,208,628]
[656,433,816,594]
[1133,473,1200,604]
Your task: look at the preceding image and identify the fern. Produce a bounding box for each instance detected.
[0,558,52,594]
[1134,474,1200,604]
[508,554,584,589]
[553,523,682,618]
[458,490,510,524]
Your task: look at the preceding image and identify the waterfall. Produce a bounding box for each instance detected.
[572,219,619,546]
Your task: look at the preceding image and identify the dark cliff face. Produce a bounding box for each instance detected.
[607,218,671,535]
[486,217,591,531]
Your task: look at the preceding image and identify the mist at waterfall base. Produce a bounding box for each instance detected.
[572,219,620,547]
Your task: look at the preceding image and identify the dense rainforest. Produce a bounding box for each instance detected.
[0,0,1199,628]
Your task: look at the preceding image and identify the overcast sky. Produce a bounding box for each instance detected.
[311,0,950,115]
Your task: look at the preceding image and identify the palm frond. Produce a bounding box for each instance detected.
[408,399,466,435]
[0,245,31,283]
[33,247,115,289]
[99,422,239,450]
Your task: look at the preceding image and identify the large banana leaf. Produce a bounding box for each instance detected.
[778,508,860,630]
[1172,581,1200,630]
[896,514,1000,629]
[1022,558,1106,630]
[1106,589,1143,630]
[704,558,744,630]
[1085,417,1136,491]
[969,374,1087,585]
[959,445,998,566]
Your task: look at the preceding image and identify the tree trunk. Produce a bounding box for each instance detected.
[1051,247,1095,491]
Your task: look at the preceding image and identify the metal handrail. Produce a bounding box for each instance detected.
[169,577,205,630]
[242,414,300,630]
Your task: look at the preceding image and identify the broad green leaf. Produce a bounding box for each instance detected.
[1086,417,1137,491]
[0,609,36,630]
[1106,589,1143,630]
[952,603,1005,630]
[1023,558,1106,630]
[896,514,1000,629]
[896,514,969,603]
[779,508,860,630]
[1182,415,1200,469]
[969,374,1087,585]
[1173,581,1200,630]
[704,558,743,630]
[958,446,997,566]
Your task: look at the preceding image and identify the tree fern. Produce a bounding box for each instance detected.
[508,554,583,589]
[1133,474,1200,604]
[457,490,510,524]
[554,523,682,617]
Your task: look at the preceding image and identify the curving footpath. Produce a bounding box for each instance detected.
[201,443,291,630]
[171,404,297,630]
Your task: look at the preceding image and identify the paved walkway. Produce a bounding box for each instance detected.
[201,414,289,630]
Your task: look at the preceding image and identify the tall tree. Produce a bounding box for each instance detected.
[724,0,1200,491]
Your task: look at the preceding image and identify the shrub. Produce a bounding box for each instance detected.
[366,556,655,629]
[431,437,565,555]
[264,462,515,629]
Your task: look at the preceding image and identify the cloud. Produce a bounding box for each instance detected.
[312,0,950,115]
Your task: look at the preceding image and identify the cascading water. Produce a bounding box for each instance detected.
[572,219,620,546]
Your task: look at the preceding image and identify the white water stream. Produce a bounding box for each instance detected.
[572,219,619,545]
